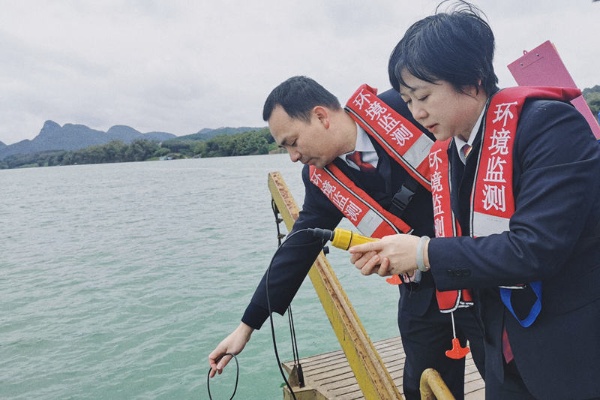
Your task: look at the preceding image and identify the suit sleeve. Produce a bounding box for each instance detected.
[242,165,343,329]
[429,100,600,290]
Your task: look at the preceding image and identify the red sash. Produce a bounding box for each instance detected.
[428,86,581,312]
[310,83,434,237]
[344,84,433,190]
[310,84,436,286]
[309,164,410,237]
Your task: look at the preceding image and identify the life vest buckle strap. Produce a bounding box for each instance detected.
[500,281,542,328]
[499,284,527,290]
[390,184,415,217]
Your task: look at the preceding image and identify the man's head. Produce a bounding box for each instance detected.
[263,76,341,122]
[388,1,498,96]
[263,76,356,168]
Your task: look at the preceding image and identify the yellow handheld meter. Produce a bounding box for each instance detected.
[309,228,378,250]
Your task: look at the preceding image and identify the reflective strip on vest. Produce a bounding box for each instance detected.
[472,212,509,238]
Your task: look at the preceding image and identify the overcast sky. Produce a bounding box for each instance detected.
[1,0,598,145]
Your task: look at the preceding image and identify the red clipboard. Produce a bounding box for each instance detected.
[507,40,600,139]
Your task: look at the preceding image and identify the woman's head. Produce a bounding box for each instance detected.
[389,1,498,97]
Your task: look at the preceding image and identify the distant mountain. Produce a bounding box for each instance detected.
[0,120,177,160]
[171,127,266,142]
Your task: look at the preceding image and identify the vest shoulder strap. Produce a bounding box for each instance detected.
[309,164,412,237]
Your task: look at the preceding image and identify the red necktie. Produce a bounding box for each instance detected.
[502,327,514,363]
[348,151,376,173]
[461,144,472,159]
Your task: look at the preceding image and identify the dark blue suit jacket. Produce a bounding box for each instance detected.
[243,89,436,329]
[429,97,600,399]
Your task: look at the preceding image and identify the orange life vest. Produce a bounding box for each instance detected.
[310,84,433,237]
[428,86,581,314]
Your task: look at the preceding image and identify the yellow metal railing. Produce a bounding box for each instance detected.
[420,368,455,400]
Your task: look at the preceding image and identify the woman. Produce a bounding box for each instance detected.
[351,2,600,399]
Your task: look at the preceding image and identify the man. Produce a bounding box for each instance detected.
[350,2,600,399]
[208,76,484,399]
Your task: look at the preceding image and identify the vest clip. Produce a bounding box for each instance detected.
[391,184,415,216]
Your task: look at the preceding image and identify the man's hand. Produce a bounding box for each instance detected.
[208,322,254,378]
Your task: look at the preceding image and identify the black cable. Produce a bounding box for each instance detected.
[205,206,326,399]
[288,309,296,362]
[264,229,304,400]
[206,353,239,400]
[271,200,306,390]
[288,307,305,387]
[265,228,328,400]
[271,199,287,243]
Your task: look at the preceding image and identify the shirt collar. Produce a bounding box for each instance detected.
[454,107,485,163]
[341,123,377,163]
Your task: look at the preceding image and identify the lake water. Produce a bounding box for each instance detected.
[0,155,400,399]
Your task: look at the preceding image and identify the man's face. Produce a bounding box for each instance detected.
[268,105,339,168]
[399,70,484,142]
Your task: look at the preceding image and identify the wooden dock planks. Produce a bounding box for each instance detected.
[283,336,484,400]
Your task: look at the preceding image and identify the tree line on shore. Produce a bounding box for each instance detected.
[2,85,598,170]
[0,128,279,169]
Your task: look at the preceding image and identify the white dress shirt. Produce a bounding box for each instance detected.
[454,108,485,164]
[340,123,378,170]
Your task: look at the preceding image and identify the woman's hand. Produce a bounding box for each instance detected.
[349,234,421,276]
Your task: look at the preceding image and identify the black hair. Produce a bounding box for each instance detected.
[262,76,341,122]
[388,0,499,95]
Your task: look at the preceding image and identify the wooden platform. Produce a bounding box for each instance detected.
[283,336,484,399]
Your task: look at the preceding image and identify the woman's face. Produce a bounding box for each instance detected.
[398,70,486,142]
